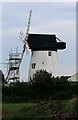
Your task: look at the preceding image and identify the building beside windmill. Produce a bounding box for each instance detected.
[68,73,78,82]
[27,33,66,80]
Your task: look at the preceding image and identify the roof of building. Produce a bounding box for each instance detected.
[68,73,78,82]
[28,34,66,51]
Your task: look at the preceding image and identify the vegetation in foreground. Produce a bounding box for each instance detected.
[2,98,78,119]
[2,70,78,119]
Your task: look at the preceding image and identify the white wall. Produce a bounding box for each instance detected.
[28,50,59,80]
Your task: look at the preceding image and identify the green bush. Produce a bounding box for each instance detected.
[2,70,77,102]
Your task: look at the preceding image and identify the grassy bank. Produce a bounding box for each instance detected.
[2,97,78,119]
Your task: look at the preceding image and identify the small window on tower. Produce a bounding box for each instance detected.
[48,51,51,56]
[32,63,36,69]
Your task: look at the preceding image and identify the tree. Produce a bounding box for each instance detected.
[29,70,53,100]
[30,69,52,85]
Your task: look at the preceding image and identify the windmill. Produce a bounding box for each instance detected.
[19,10,66,81]
[27,34,66,80]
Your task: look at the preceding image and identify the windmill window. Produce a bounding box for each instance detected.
[48,51,51,56]
[32,63,36,69]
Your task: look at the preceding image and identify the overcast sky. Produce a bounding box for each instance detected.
[0,2,76,81]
